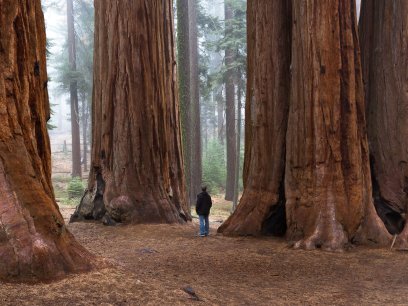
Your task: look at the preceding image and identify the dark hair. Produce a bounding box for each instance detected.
[201,186,207,192]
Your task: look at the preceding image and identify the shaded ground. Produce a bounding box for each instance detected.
[1,200,408,305]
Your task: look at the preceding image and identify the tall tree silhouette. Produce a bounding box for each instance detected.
[74,0,190,224]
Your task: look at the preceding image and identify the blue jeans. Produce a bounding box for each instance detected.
[199,215,209,236]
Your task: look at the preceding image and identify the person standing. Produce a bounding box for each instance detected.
[196,186,212,237]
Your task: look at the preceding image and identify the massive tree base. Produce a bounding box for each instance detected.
[360,1,408,247]
[72,1,190,225]
[71,168,189,225]
[218,0,290,238]
[219,0,392,251]
[0,0,95,281]
[0,146,95,282]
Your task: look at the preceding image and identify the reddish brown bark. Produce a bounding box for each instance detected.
[285,0,390,250]
[0,0,93,282]
[73,0,190,224]
[219,0,291,235]
[360,0,408,245]
[220,0,390,250]
[242,1,255,189]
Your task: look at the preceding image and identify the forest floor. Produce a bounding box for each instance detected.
[1,198,408,305]
[2,148,407,305]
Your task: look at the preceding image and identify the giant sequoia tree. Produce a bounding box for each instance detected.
[0,0,93,281]
[219,0,391,250]
[73,0,190,224]
[360,0,408,246]
[219,0,291,235]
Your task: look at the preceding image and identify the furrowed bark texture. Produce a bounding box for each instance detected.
[286,0,389,250]
[74,0,191,224]
[220,0,390,249]
[242,1,255,188]
[219,0,291,236]
[0,0,93,282]
[360,0,408,244]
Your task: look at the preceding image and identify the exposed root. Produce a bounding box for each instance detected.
[393,220,408,250]
[354,205,392,247]
[292,225,348,252]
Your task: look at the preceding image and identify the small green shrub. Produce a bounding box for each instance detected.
[202,140,227,194]
[67,177,84,199]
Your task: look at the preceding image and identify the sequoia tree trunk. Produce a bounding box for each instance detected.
[360,0,408,246]
[81,95,88,172]
[219,0,291,236]
[224,1,237,201]
[0,0,93,282]
[67,0,82,179]
[72,0,191,224]
[285,0,390,250]
[232,77,243,211]
[220,0,391,250]
[242,1,256,188]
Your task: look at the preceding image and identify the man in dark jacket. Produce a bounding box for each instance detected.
[196,186,212,237]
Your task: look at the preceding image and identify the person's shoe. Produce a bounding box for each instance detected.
[199,233,206,237]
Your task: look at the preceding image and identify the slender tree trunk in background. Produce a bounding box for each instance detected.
[224,0,236,201]
[203,121,207,153]
[67,0,82,178]
[360,0,408,245]
[72,0,190,224]
[211,102,217,141]
[216,89,225,145]
[189,0,202,206]
[176,0,192,207]
[220,0,390,250]
[0,0,93,282]
[219,0,291,235]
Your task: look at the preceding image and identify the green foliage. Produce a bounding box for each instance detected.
[53,0,94,99]
[196,0,246,196]
[53,175,83,206]
[203,0,247,90]
[50,0,94,130]
[202,140,227,194]
[67,177,84,199]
